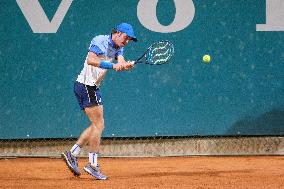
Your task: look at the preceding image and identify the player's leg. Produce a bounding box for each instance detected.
[83,105,107,180]
[61,82,85,176]
[61,82,95,176]
[84,105,104,152]
[76,126,91,147]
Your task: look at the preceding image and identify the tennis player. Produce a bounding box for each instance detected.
[61,23,137,180]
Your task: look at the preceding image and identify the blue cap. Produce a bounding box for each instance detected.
[116,23,137,42]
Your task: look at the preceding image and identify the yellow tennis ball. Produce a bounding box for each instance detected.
[203,55,211,63]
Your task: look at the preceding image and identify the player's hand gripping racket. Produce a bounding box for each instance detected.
[134,40,174,65]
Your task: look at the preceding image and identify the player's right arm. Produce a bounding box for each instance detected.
[86,51,123,71]
[86,51,102,67]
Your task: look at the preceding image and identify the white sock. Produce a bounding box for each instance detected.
[70,144,81,157]
[89,152,98,167]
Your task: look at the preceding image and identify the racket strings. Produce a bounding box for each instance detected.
[147,41,174,65]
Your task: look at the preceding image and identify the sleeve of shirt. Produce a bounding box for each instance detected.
[115,47,124,58]
[88,37,104,55]
[89,44,104,55]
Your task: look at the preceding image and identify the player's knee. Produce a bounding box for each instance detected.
[91,120,104,131]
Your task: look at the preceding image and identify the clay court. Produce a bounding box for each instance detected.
[1,156,283,189]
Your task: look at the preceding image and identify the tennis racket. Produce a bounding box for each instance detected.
[134,40,174,65]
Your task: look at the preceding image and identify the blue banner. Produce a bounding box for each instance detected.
[0,0,283,139]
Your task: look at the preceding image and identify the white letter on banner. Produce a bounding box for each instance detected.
[16,0,73,33]
[256,0,284,31]
[137,0,195,33]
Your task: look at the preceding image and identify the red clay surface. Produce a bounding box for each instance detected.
[0,156,283,189]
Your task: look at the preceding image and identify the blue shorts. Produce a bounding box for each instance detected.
[74,81,103,110]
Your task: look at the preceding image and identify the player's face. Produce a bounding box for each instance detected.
[115,32,132,47]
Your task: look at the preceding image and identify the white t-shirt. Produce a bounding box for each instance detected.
[76,35,124,86]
